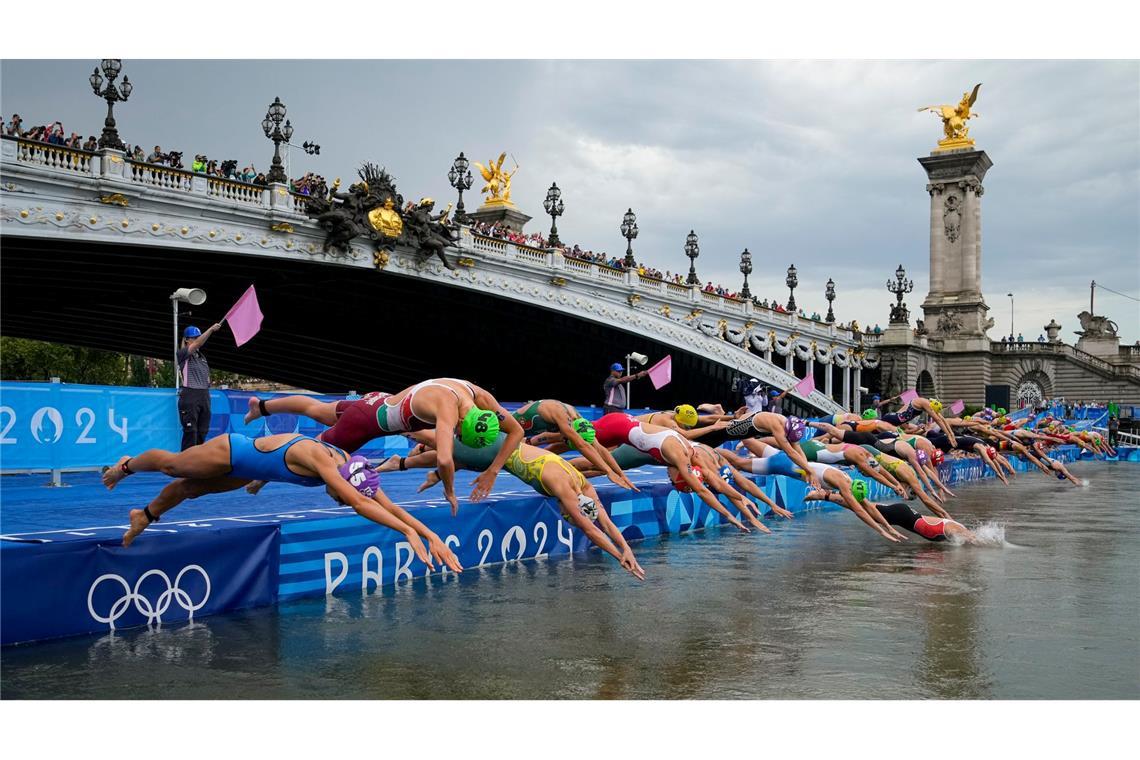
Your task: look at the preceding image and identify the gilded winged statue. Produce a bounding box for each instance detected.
[919,83,982,146]
[472,152,518,205]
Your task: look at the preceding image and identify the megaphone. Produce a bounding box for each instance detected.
[628,352,649,366]
[170,287,207,306]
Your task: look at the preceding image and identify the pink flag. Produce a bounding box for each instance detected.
[647,355,672,390]
[224,285,264,347]
[949,399,965,415]
[793,374,815,397]
[899,389,919,405]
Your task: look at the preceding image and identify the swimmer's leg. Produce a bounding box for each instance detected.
[245,394,339,425]
[123,476,248,547]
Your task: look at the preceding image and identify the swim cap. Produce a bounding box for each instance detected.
[932,449,945,466]
[570,417,596,446]
[183,325,202,338]
[862,409,878,420]
[784,416,806,443]
[337,455,380,498]
[460,407,500,448]
[576,493,599,522]
[670,465,703,493]
[996,407,1007,416]
[984,445,997,459]
[850,479,868,503]
[915,449,930,466]
[1056,470,1067,480]
[673,404,698,428]
[929,399,943,413]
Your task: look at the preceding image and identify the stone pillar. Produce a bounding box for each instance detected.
[785,352,794,374]
[918,150,993,344]
[825,360,834,400]
[853,366,862,414]
[98,148,127,181]
[842,365,851,411]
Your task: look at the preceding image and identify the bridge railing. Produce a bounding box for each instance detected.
[991,340,1139,379]
[10,137,95,175]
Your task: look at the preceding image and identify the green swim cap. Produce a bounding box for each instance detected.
[570,417,596,448]
[850,479,868,503]
[460,407,500,448]
[862,409,878,420]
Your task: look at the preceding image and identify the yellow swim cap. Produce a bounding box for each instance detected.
[674,404,698,428]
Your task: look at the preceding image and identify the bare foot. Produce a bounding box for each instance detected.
[417,470,441,493]
[122,509,150,547]
[245,479,267,495]
[244,396,262,425]
[378,456,403,473]
[102,456,132,490]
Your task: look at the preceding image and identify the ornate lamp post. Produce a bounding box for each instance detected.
[887,264,915,324]
[739,248,753,300]
[447,152,473,224]
[261,97,293,185]
[620,208,639,268]
[89,59,132,151]
[542,182,564,247]
[684,230,700,285]
[785,264,799,311]
[301,141,320,155]
[825,277,836,323]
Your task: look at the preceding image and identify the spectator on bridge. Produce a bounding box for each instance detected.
[873,324,882,334]
[742,378,767,414]
[82,136,97,151]
[241,165,257,182]
[603,362,648,415]
[130,145,145,161]
[192,154,207,173]
[1017,332,1024,342]
[5,114,23,136]
[1038,333,1046,343]
[177,322,222,450]
[1000,336,1007,344]
[148,145,164,164]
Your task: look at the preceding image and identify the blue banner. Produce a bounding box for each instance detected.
[0,524,279,645]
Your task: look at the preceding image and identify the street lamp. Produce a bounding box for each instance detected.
[825,277,836,322]
[621,208,639,268]
[785,264,799,311]
[887,264,915,324]
[262,97,293,185]
[89,59,132,151]
[684,230,700,285]
[169,288,207,390]
[739,248,753,300]
[1007,292,1015,341]
[542,182,564,247]
[447,152,473,224]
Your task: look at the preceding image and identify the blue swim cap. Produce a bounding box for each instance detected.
[183,325,202,338]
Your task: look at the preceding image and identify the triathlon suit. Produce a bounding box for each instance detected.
[319,391,387,452]
[875,502,953,541]
[882,403,920,426]
[375,379,478,435]
[839,429,880,447]
[861,445,905,475]
[594,413,687,464]
[227,434,345,487]
[800,439,849,465]
[452,434,585,497]
[610,444,658,469]
[513,400,577,434]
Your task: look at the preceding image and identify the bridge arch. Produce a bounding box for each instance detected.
[916,369,936,398]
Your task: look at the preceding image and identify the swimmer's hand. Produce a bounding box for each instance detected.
[608,470,640,492]
[470,469,499,502]
[429,535,463,573]
[890,528,908,541]
[245,479,267,495]
[771,505,794,519]
[407,532,434,569]
[879,528,900,543]
[746,513,772,534]
[445,489,460,517]
[808,473,823,490]
[621,549,646,581]
[894,485,907,498]
[731,517,750,533]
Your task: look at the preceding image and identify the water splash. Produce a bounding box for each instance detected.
[951,520,1014,547]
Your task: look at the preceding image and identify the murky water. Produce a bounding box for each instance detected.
[3,461,1138,699]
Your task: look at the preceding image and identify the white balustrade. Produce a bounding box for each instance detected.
[127,160,193,192]
[13,139,93,175]
[207,177,267,206]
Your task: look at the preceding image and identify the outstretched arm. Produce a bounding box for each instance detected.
[470,389,524,502]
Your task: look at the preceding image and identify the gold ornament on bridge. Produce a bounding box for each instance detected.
[918,83,981,152]
[367,197,403,239]
[472,152,519,207]
[99,193,130,207]
[270,222,294,234]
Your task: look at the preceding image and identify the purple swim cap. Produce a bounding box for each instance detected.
[338,455,380,498]
[916,449,930,466]
[784,416,806,443]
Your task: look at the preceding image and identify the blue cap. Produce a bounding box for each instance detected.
[610,363,624,371]
[769,389,780,397]
[872,394,881,400]
[183,325,202,338]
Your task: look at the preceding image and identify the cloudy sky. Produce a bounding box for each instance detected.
[4,59,1137,343]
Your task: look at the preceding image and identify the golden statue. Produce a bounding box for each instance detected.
[368,197,403,239]
[472,152,519,207]
[918,83,981,152]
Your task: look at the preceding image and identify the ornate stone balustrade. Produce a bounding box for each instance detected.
[11,139,94,175]
[990,341,1138,379]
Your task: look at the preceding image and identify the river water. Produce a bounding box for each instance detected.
[3,461,1137,699]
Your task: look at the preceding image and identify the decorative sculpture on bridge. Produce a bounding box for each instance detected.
[918,83,981,152]
[302,163,458,269]
[1076,310,1119,338]
[472,152,518,207]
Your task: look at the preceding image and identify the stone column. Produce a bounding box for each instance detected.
[785,352,794,374]
[825,359,834,400]
[853,366,863,414]
[842,364,851,411]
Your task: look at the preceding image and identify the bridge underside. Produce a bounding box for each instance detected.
[3,236,762,409]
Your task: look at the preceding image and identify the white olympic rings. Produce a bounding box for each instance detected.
[87,565,211,629]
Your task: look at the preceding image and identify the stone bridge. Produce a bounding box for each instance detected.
[1,136,877,413]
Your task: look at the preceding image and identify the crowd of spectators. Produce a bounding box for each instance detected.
[6,115,97,151]
[470,220,551,250]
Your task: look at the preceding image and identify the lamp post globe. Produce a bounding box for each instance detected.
[621,208,639,268]
[739,248,753,300]
[448,152,473,223]
[825,277,836,323]
[886,264,915,324]
[785,263,799,311]
[684,230,700,285]
[89,58,131,151]
[542,182,564,248]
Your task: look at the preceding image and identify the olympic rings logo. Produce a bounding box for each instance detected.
[87,566,211,629]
